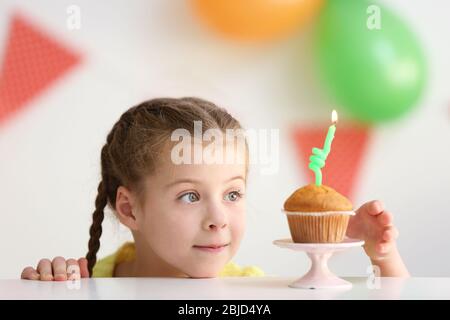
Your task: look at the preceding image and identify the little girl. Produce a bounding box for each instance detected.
[20,97,409,281]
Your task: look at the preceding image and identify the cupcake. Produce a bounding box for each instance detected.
[283,184,354,243]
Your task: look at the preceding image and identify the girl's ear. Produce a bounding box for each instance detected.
[115,186,139,231]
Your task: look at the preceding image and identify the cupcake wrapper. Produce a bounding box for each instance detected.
[286,214,350,243]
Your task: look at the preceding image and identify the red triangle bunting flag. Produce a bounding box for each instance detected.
[0,12,81,125]
[292,125,372,201]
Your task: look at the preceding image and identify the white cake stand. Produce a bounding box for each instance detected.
[273,237,364,289]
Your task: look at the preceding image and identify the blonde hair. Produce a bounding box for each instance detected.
[86,97,247,276]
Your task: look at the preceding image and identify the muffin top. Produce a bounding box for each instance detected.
[284,184,352,212]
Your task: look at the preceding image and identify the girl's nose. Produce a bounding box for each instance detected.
[203,203,228,231]
[208,221,227,231]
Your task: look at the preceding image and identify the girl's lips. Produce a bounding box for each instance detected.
[193,243,229,253]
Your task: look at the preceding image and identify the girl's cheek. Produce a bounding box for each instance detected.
[230,211,246,242]
[230,204,246,227]
[165,210,201,241]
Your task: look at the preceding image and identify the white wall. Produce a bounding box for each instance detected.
[0,0,449,279]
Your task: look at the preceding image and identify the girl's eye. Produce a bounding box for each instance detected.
[224,191,243,202]
[179,192,199,204]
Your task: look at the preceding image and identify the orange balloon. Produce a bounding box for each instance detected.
[191,0,324,42]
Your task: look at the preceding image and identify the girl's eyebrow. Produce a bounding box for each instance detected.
[164,175,245,190]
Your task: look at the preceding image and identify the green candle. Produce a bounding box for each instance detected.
[309,110,338,186]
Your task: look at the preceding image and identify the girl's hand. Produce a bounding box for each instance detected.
[20,257,89,281]
[346,200,399,261]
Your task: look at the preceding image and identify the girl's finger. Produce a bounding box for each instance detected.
[78,258,90,278]
[377,210,393,226]
[52,257,67,281]
[21,266,40,280]
[37,259,53,281]
[66,259,81,280]
[382,227,399,241]
[358,200,384,216]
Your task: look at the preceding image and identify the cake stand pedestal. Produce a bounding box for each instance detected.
[273,238,364,289]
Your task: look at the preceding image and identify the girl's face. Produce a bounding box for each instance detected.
[132,142,247,278]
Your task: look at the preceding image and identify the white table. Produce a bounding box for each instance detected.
[1,277,449,300]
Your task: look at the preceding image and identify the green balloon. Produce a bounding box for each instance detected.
[314,0,427,123]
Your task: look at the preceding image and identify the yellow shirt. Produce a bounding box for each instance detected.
[92,242,265,278]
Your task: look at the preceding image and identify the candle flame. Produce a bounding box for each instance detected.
[331,110,338,124]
